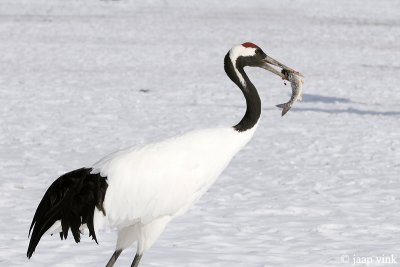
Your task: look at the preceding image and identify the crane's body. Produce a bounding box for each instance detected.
[93,125,257,254]
[27,42,301,266]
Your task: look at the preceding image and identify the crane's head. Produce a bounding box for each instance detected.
[225,42,303,84]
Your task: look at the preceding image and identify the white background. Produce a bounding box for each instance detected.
[0,0,399,266]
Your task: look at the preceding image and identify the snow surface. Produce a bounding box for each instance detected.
[1,0,399,266]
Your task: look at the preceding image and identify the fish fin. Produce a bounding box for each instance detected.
[276,103,291,116]
[276,103,286,109]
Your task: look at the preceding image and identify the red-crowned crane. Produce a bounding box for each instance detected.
[27,42,300,266]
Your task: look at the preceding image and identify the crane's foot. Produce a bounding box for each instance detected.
[106,249,122,267]
[131,253,142,267]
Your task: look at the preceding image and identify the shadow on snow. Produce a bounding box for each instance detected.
[294,107,400,116]
[300,94,351,104]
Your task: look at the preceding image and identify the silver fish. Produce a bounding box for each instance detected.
[276,72,304,116]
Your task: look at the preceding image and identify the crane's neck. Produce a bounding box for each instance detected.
[224,53,261,132]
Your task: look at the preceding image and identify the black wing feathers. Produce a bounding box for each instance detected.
[27,168,108,258]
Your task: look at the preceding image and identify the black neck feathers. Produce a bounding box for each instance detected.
[224,53,261,132]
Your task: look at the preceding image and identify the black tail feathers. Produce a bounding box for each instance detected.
[27,168,108,258]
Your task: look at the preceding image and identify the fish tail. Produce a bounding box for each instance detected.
[276,103,292,116]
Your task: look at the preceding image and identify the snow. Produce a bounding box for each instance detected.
[1,0,399,266]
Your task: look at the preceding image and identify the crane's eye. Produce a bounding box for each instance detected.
[255,48,265,57]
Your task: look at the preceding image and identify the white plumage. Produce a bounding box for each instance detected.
[28,42,299,266]
[93,125,258,254]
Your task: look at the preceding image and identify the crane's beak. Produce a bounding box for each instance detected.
[260,55,303,80]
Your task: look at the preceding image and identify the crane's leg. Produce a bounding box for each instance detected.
[131,253,142,267]
[105,249,122,267]
[131,216,171,267]
[107,225,138,266]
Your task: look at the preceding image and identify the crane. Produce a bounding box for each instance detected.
[27,42,300,266]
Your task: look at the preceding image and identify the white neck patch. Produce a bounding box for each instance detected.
[229,45,257,87]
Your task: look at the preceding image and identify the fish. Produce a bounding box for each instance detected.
[276,70,304,116]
